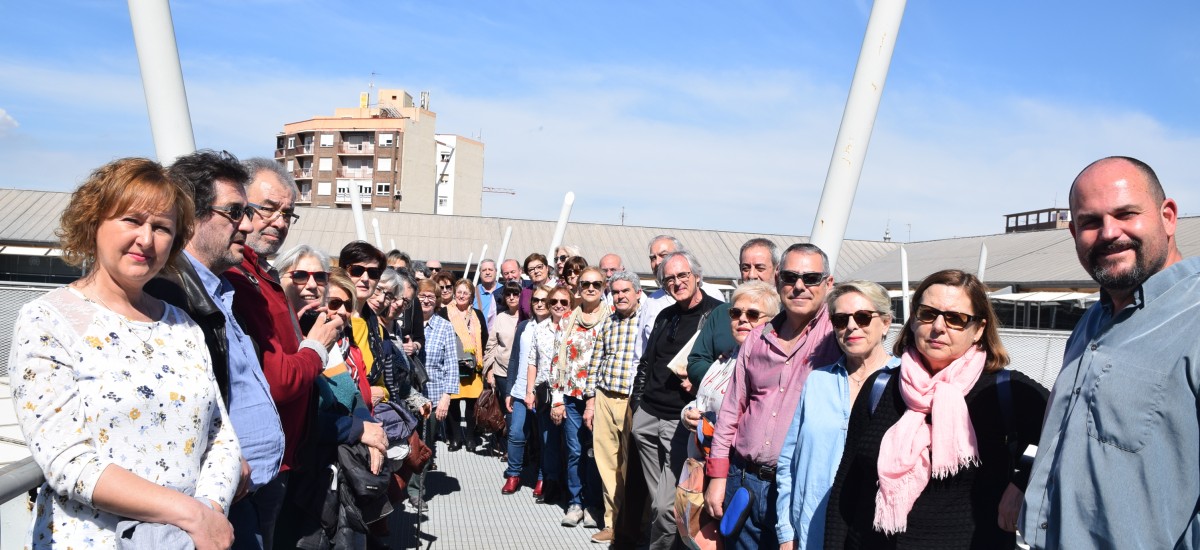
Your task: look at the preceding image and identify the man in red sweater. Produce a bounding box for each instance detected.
[225,159,342,549]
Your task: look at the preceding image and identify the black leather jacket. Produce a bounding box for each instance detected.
[144,254,232,405]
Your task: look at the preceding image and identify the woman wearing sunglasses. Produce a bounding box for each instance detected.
[824,269,1048,549]
[681,280,780,438]
[275,267,389,548]
[502,285,553,495]
[275,244,330,322]
[548,266,610,527]
[526,285,574,504]
[559,255,588,299]
[775,280,896,550]
[432,271,456,309]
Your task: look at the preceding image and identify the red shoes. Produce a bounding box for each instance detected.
[532,480,544,500]
[502,476,521,494]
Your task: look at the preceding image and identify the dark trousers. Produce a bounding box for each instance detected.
[230,471,288,550]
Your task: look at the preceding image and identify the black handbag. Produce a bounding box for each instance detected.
[408,352,429,388]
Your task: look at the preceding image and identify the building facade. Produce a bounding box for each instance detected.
[275,88,483,215]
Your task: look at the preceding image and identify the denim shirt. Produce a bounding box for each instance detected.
[187,252,284,488]
[1021,256,1200,549]
[775,355,900,547]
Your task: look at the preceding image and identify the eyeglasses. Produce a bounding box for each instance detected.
[914,304,977,330]
[556,255,570,263]
[579,280,604,290]
[417,293,437,303]
[830,310,883,330]
[247,202,300,224]
[526,263,547,272]
[347,265,382,280]
[428,266,442,273]
[728,307,765,323]
[662,271,692,286]
[779,270,827,287]
[284,270,327,285]
[438,284,453,291]
[548,298,571,307]
[209,203,253,222]
[531,296,548,305]
[374,289,397,302]
[327,297,351,312]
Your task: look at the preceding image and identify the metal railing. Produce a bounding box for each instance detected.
[338,167,374,178]
[339,143,375,155]
[0,457,39,505]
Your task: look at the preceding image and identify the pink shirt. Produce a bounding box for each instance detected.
[705,306,841,478]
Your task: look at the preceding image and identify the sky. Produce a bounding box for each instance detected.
[2,1,1199,243]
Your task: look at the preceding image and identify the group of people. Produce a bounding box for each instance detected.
[9,153,1199,550]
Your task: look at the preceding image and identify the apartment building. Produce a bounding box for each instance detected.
[275,89,483,215]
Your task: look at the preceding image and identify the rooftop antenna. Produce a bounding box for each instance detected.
[620,207,626,226]
[883,219,892,242]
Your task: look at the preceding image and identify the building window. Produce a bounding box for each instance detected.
[286,159,294,172]
[287,136,295,148]
[376,183,390,196]
[336,183,350,201]
[317,181,332,196]
[377,157,392,171]
[438,197,448,207]
[380,133,393,146]
[319,134,334,147]
[318,157,333,171]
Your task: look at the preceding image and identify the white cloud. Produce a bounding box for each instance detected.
[4,55,1198,244]
[0,108,17,136]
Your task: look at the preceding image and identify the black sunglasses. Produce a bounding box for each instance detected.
[548,298,571,307]
[531,297,548,304]
[728,307,765,323]
[556,255,570,262]
[579,280,604,290]
[327,297,351,312]
[779,270,827,287]
[914,304,977,330]
[209,203,252,221]
[347,265,382,280]
[830,310,883,330]
[285,270,328,285]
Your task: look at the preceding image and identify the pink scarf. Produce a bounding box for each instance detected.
[873,344,986,534]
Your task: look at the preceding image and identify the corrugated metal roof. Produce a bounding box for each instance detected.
[4,187,1197,288]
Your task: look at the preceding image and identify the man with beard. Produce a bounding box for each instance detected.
[1021,156,1199,549]
[224,158,342,549]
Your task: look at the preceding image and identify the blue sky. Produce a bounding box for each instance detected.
[2,1,1198,243]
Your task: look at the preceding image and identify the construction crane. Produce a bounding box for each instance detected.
[483,187,516,195]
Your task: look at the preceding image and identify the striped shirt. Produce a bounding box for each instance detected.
[422,315,459,400]
[586,308,641,397]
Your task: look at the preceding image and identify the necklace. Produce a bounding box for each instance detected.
[81,289,157,360]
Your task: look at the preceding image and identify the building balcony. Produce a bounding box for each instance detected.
[338,167,373,178]
[335,193,374,204]
[292,144,314,155]
[275,148,285,158]
[339,143,375,155]
[297,191,312,203]
[293,168,312,180]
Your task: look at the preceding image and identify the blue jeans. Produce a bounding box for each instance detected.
[537,399,563,483]
[229,471,288,550]
[505,397,533,478]
[723,461,779,550]
[563,396,593,506]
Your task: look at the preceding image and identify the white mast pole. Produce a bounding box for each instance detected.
[472,245,488,285]
[808,0,908,272]
[127,0,196,164]
[547,192,576,260]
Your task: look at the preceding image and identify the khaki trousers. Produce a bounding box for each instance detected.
[593,389,631,529]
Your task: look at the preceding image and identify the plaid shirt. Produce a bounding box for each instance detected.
[422,315,459,400]
[586,308,641,397]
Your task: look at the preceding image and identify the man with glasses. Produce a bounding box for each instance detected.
[426,259,443,275]
[147,151,331,550]
[1022,157,1200,549]
[636,236,724,364]
[629,251,723,550]
[702,243,841,550]
[687,238,780,387]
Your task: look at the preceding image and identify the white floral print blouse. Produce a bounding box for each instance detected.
[9,287,241,549]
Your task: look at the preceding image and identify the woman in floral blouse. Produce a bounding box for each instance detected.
[10,158,241,549]
[550,266,610,527]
